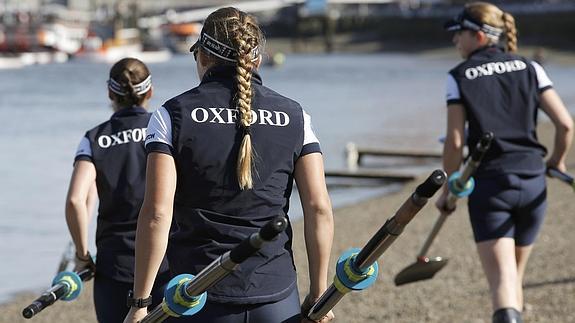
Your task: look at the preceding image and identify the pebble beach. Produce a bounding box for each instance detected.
[1,121,573,323]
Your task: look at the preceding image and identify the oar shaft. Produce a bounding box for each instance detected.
[354,170,446,269]
[307,286,345,321]
[139,216,289,323]
[547,168,574,185]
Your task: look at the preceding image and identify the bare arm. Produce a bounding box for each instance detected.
[125,152,176,321]
[539,89,574,172]
[86,182,98,223]
[294,153,334,299]
[65,160,96,259]
[436,104,466,213]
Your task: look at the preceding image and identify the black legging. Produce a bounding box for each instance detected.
[93,270,170,323]
[176,287,302,323]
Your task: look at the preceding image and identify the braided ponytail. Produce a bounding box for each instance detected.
[234,21,257,189]
[122,69,140,105]
[501,12,517,53]
[198,8,265,190]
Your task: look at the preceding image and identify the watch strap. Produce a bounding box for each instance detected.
[127,290,153,308]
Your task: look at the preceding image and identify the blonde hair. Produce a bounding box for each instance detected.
[200,8,265,190]
[465,2,518,52]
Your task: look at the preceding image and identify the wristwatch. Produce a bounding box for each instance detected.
[127,290,153,308]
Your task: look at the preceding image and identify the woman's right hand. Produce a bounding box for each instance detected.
[546,159,567,173]
[73,251,95,273]
[123,307,148,323]
[300,294,335,323]
[435,190,456,216]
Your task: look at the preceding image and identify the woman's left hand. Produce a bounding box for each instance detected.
[123,307,148,323]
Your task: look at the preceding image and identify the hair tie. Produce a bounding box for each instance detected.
[243,126,252,136]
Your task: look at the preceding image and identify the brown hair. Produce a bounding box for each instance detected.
[465,2,518,52]
[200,7,265,190]
[108,57,151,108]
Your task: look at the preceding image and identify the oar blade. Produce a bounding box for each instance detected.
[394,257,449,286]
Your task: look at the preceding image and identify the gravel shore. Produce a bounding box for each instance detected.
[2,121,573,323]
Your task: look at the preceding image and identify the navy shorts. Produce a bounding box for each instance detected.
[175,286,301,323]
[468,173,547,246]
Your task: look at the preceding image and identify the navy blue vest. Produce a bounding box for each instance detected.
[77,107,168,282]
[156,66,313,304]
[448,46,547,177]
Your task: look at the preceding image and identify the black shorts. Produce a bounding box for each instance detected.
[468,173,547,246]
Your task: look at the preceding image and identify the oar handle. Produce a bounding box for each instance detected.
[140,216,288,323]
[22,267,94,319]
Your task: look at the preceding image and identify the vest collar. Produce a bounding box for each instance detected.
[468,45,504,59]
[201,65,263,86]
[112,106,148,118]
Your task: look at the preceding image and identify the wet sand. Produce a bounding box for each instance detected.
[2,121,573,323]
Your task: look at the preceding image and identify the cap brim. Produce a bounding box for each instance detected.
[444,19,462,32]
[189,40,199,53]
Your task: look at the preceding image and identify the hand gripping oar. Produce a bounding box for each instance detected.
[305,169,446,321]
[394,132,494,286]
[139,215,288,323]
[547,167,575,191]
[22,265,95,319]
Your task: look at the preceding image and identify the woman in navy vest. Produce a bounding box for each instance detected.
[124,7,335,323]
[65,58,170,322]
[437,2,573,323]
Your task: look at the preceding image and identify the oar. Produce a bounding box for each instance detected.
[56,241,75,274]
[547,167,575,191]
[139,215,288,323]
[394,132,493,286]
[22,265,95,319]
[305,169,446,321]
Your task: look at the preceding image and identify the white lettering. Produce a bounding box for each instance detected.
[98,135,111,148]
[209,108,226,123]
[250,110,258,125]
[465,68,479,80]
[97,127,147,149]
[226,108,237,124]
[275,111,290,126]
[464,59,527,80]
[190,107,291,127]
[259,109,274,125]
[191,107,209,123]
[133,128,142,142]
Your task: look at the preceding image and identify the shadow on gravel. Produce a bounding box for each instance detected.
[524,276,575,289]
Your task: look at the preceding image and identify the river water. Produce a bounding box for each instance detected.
[1,52,573,303]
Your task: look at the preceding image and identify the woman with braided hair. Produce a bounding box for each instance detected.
[124,7,334,323]
[65,57,171,322]
[437,2,573,322]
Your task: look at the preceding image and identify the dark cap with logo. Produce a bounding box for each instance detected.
[444,9,503,39]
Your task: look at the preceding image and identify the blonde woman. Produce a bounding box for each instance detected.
[437,2,573,322]
[124,8,334,323]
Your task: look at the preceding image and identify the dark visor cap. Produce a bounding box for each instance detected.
[444,11,481,32]
[189,40,199,52]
